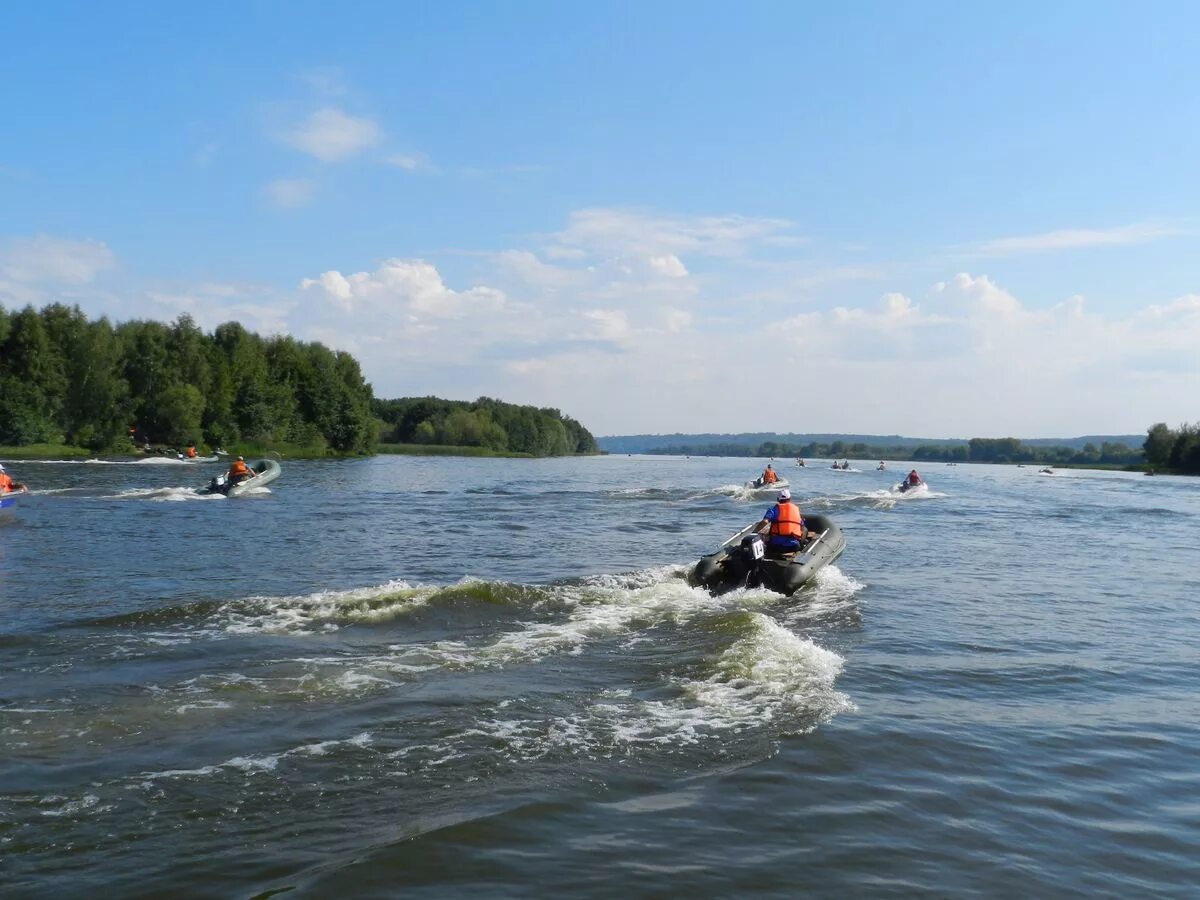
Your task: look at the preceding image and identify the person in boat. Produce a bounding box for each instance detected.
[878,461,886,470]
[186,444,197,459]
[0,463,26,493]
[755,488,813,554]
[906,469,922,486]
[226,455,256,486]
[760,463,778,485]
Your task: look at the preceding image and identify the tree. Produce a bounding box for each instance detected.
[1144,423,1174,468]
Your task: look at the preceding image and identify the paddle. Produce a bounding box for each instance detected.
[803,528,829,555]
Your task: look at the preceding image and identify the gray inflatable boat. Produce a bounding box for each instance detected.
[688,513,846,596]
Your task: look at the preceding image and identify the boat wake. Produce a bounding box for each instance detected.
[2,564,864,869]
[106,486,226,502]
[714,483,792,502]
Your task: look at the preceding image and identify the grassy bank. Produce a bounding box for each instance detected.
[0,443,92,460]
[377,443,534,458]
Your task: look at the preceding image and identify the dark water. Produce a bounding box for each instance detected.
[1,455,1197,897]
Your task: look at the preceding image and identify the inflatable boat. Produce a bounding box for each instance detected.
[201,459,282,497]
[746,476,789,490]
[688,513,846,596]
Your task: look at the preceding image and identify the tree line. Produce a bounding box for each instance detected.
[0,303,375,453]
[374,396,598,456]
[1144,423,1200,474]
[647,436,1145,466]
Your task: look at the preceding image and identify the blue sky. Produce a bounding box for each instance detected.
[2,2,1198,436]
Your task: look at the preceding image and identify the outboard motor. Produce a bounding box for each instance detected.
[733,533,766,588]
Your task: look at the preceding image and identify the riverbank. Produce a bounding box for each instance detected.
[0,443,92,460]
[377,443,535,458]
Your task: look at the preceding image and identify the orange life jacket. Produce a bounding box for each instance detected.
[0,473,12,493]
[186,447,197,458]
[908,471,920,484]
[762,469,777,484]
[769,502,804,539]
[229,460,250,476]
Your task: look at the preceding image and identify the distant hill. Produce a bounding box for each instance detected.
[598,432,1146,454]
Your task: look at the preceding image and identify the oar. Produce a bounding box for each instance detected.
[802,528,830,555]
[719,522,760,547]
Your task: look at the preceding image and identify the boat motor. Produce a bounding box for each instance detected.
[726,532,766,589]
[740,533,765,560]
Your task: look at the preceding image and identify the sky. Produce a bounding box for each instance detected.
[2,1,1198,438]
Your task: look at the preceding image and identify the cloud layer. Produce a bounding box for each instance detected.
[4,209,1196,438]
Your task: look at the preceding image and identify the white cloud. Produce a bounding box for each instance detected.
[0,235,116,285]
[495,250,582,290]
[385,153,427,171]
[550,207,796,261]
[965,222,1183,258]
[282,107,381,162]
[648,254,688,277]
[300,258,506,319]
[578,308,631,343]
[144,282,293,335]
[263,178,316,208]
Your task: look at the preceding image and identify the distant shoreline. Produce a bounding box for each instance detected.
[1,443,597,462]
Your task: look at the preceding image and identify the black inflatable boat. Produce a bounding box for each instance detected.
[688,513,846,596]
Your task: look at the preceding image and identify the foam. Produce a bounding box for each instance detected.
[215,579,431,635]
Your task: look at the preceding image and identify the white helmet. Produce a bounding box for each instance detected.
[777,488,791,501]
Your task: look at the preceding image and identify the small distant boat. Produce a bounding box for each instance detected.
[1039,467,1056,476]
[201,459,282,497]
[746,477,790,490]
[688,514,846,596]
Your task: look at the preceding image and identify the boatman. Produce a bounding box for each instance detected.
[186,444,197,459]
[0,463,25,493]
[227,456,255,486]
[755,488,811,553]
[760,463,778,485]
[907,469,922,485]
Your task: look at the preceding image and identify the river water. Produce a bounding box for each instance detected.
[1,455,1197,897]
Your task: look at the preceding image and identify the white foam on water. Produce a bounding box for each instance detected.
[456,569,739,668]
[294,732,374,756]
[215,579,431,635]
[678,611,853,729]
[108,486,222,502]
[715,483,790,502]
[401,612,854,768]
[174,700,233,714]
[140,731,375,781]
[38,793,105,817]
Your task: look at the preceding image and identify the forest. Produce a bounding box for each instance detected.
[0,303,378,454]
[1,303,598,458]
[374,396,598,456]
[641,436,1145,466]
[1143,423,1200,474]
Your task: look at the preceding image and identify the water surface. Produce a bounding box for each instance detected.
[1,456,1197,897]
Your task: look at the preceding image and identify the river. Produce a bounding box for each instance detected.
[1,455,1197,897]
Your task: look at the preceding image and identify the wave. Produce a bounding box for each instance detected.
[106,487,224,502]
